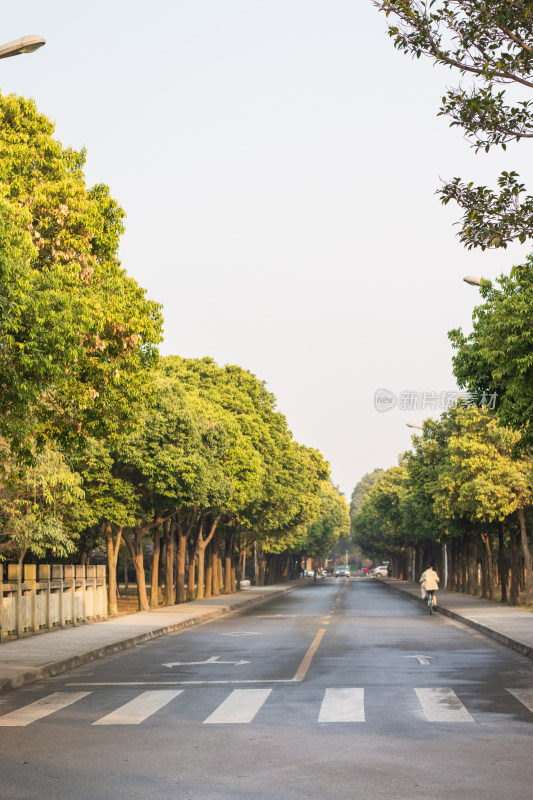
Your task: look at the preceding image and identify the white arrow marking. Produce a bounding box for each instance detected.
[163,656,250,668]
[407,655,434,665]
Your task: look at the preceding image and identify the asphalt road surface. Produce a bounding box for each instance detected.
[1,577,532,800]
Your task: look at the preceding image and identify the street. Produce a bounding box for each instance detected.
[0,578,532,800]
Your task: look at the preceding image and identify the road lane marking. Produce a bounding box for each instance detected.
[293,628,326,682]
[163,656,249,668]
[92,690,182,725]
[318,688,365,722]
[204,689,272,724]
[407,655,434,665]
[506,688,533,713]
[0,692,91,727]
[415,688,474,722]
[68,680,295,686]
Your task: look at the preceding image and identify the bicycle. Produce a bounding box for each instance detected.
[426,590,435,615]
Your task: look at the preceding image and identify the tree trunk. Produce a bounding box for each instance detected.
[175,510,197,604]
[258,545,266,587]
[480,532,493,599]
[163,518,175,606]
[196,513,222,601]
[510,525,521,606]
[466,537,476,595]
[224,531,234,594]
[498,526,508,603]
[150,526,161,609]
[517,507,533,605]
[254,542,260,586]
[123,527,150,612]
[205,540,213,599]
[105,521,122,616]
[212,536,221,597]
[187,538,197,601]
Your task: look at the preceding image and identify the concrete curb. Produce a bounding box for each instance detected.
[381,579,533,661]
[0,583,298,694]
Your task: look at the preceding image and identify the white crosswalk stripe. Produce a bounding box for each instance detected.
[318,688,365,722]
[415,688,474,722]
[203,689,272,724]
[1,687,532,727]
[506,688,533,714]
[0,692,91,727]
[92,690,183,725]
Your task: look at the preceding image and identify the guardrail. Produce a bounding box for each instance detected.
[0,564,107,642]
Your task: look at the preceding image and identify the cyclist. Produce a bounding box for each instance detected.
[419,564,440,608]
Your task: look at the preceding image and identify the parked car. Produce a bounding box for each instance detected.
[373,565,389,577]
[304,569,315,577]
[321,569,328,578]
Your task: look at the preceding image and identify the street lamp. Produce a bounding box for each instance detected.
[463,276,482,286]
[0,35,46,60]
[406,423,422,430]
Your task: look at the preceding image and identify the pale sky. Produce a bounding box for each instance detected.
[2,1,531,496]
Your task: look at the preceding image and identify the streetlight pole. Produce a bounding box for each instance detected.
[0,35,46,60]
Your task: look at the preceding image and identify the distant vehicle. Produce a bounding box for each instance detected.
[373,565,389,577]
[304,569,315,577]
[321,569,328,577]
[335,566,350,578]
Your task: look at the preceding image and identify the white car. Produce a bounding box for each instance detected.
[335,566,350,578]
[373,565,389,577]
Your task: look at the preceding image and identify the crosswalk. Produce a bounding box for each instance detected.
[0,687,532,727]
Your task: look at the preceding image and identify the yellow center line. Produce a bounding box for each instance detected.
[293,628,326,682]
[292,580,348,682]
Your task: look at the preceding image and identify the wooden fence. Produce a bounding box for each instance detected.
[0,564,107,642]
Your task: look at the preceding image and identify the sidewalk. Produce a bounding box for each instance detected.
[0,582,300,694]
[381,578,533,659]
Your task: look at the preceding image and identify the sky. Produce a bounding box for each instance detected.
[1,1,531,497]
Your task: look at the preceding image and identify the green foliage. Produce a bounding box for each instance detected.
[297,482,350,558]
[450,256,533,446]
[434,406,531,523]
[0,446,85,561]
[350,468,385,518]
[0,92,163,457]
[375,1,533,249]
[352,464,408,556]
[351,404,533,560]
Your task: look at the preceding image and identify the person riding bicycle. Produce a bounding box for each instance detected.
[419,564,440,608]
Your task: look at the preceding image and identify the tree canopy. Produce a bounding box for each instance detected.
[375,1,533,249]
[0,92,163,458]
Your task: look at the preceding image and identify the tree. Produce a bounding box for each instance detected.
[350,468,385,517]
[302,482,350,564]
[0,444,86,564]
[450,258,533,447]
[352,464,408,562]
[0,92,163,457]
[375,1,533,249]
[433,405,533,601]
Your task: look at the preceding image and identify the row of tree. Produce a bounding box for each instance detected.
[0,91,349,611]
[354,3,533,607]
[352,406,533,606]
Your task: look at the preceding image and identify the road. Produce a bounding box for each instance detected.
[0,578,532,800]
